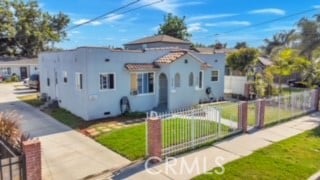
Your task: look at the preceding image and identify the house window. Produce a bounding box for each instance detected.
[75,73,83,90]
[174,73,181,88]
[199,71,203,89]
[131,72,154,95]
[63,71,68,83]
[7,68,11,75]
[211,70,219,82]
[189,72,194,87]
[100,73,115,90]
[47,78,50,87]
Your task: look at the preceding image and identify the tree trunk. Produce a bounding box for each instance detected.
[278,76,282,94]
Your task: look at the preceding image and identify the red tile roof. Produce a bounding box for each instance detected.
[155,51,187,64]
[125,63,159,71]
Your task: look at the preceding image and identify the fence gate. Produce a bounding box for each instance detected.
[147,106,241,157]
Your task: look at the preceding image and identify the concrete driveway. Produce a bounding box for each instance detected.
[0,83,130,179]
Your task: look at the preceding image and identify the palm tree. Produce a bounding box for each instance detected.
[297,16,320,60]
[263,30,295,56]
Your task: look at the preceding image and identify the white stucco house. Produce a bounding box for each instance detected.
[0,57,39,80]
[39,35,226,121]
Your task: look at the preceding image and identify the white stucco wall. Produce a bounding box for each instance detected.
[40,47,226,121]
[40,50,89,120]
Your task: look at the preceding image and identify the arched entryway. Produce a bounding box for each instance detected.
[159,73,168,108]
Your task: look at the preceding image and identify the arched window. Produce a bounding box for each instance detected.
[174,73,181,88]
[189,72,194,87]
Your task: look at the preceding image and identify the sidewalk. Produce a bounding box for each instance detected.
[121,112,320,180]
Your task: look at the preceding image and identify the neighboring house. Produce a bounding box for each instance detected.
[0,57,39,80]
[224,56,273,97]
[255,56,273,73]
[40,38,226,121]
[124,35,192,50]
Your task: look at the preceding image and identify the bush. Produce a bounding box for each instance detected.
[10,75,20,82]
[0,112,27,151]
[4,75,20,82]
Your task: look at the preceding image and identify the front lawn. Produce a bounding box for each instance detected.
[18,94,44,107]
[96,118,233,161]
[47,108,86,129]
[194,126,320,180]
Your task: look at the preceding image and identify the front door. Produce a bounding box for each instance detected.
[159,73,168,107]
[20,67,28,79]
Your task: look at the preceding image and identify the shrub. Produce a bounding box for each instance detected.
[10,75,20,82]
[0,112,28,151]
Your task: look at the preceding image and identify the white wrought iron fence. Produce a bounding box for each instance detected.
[264,89,317,125]
[147,105,241,157]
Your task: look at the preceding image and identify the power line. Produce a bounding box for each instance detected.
[66,0,141,31]
[66,0,164,31]
[118,0,163,16]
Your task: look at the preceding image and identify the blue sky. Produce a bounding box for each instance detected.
[39,0,320,49]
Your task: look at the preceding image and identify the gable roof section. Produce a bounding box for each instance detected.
[258,57,273,66]
[125,35,191,45]
[155,51,187,64]
[125,63,159,71]
[154,50,212,68]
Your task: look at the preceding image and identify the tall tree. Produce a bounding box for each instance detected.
[266,48,310,92]
[227,48,258,75]
[262,30,295,56]
[234,42,248,49]
[157,13,191,40]
[0,0,16,55]
[297,16,320,60]
[0,0,69,57]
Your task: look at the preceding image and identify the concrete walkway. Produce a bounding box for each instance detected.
[0,83,131,180]
[120,112,320,180]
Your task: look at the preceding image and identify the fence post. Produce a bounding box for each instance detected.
[257,99,266,128]
[22,139,41,180]
[244,84,250,100]
[314,88,320,111]
[147,117,162,163]
[238,101,248,133]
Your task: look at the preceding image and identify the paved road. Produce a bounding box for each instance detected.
[0,83,130,180]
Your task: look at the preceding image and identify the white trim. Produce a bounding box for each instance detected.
[99,72,116,91]
[130,71,155,96]
[211,70,219,82]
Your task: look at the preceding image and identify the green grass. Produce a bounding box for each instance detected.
[96,124,146,161]
[210,102,304,126]
[18,94,44,107]
[194,126,320,180]
[281,87,306,95]
[48,108,86,129]
[96,118,232,161]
